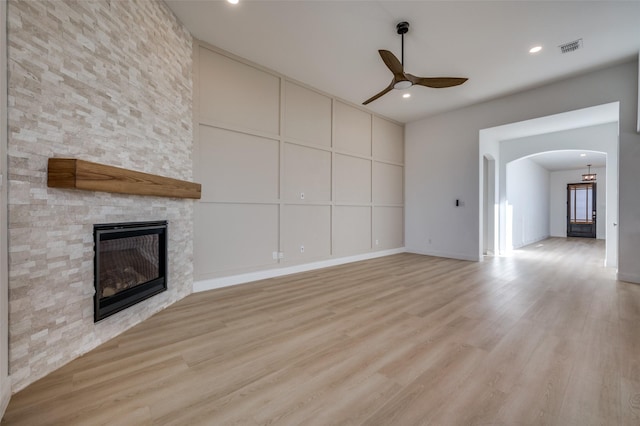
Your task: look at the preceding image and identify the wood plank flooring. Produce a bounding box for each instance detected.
[3,237,640,425]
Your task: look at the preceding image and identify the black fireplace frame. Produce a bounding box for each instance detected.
[93,221,168,322]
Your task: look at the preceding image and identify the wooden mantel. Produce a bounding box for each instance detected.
[47,158,201,199]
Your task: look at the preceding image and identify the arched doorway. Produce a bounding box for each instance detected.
[479,102,619,267]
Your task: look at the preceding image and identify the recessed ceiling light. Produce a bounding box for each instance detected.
[402,93,411,99]
[227,0,239,4]
[529,46,542,54]
[580,153,587,157]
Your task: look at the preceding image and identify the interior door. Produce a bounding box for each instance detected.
[567,183,596,238]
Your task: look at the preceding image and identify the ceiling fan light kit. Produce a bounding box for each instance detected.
[363,21,468,105]
[394,80,412,90]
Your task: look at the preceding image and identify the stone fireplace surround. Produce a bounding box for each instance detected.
[7,0,194,392]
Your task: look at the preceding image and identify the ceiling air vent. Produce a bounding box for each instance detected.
[559,39,583,54]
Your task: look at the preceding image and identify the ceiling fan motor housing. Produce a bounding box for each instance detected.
[396,21,409,35]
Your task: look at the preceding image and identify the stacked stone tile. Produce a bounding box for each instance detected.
[7,0,194,392]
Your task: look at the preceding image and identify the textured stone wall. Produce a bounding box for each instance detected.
[7,0,194,392]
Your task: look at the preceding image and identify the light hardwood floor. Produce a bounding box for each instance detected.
[3,237,640,425]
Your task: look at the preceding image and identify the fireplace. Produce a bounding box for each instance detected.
[94,221,167,322]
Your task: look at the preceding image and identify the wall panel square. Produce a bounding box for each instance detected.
[373,116,404,164]
[373,206,404,250]
[373,162,404,205]
[195,203,279,275]
[334,154,371,203]
[284,143,331,202]
[199,47,280,135]
[284,81,332,147]
[334,206,371,256]
[334,101,371,156]
[199,125,279,202]
[283,205,331,262]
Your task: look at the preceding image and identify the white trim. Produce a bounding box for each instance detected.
[405,248,480,262]
[617,272,640,285]
[193,248,405,293]
[0,381,9,417]
[510,234,550,251]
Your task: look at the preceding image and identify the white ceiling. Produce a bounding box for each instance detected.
[528,150,607,172]
[165,0,640,124]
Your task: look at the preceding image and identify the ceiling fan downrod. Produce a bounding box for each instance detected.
[396,21,409,67]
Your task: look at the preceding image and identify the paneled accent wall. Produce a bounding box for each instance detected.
[7,0,194,392]
[194,43,404,280]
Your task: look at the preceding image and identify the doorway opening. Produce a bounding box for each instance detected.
[478,102,619,268]
[567,182,596,238]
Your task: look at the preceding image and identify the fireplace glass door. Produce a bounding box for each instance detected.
[94,221,167,322]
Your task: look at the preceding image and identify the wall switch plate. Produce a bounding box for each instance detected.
[272,251,278,260]
[300,192,305,200]
[300,245,304,253]
[375,239,379,245]
[278,252,284,259]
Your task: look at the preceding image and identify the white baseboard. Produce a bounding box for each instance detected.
[512,235,550,250]
[0,377,10,419]
[193,248,406,293]
[404,248,480,262]
[617,272,640,284]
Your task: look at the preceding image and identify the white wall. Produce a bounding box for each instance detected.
[506,158,550,249]
[406,59,640,283]
[550,167,606,239]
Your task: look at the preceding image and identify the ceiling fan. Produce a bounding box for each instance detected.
[363,21,468,105]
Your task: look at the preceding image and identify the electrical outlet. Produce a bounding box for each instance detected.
[300,245,304,253]
[278,252,284,259]
[272,251,278,260]
[375,239,379,246]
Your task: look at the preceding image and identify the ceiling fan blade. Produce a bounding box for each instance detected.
[407,74,468,88]
[362,82,394,105]
[378,50,404,78]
